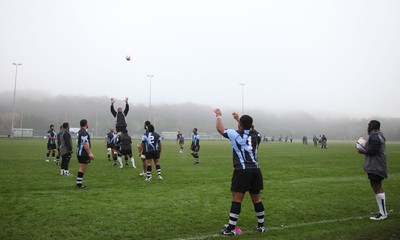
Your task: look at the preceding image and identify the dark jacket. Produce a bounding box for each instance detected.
[60,130,73,156]
[364,130,387,178]
[111,103,129,127]
[115,133,132,151]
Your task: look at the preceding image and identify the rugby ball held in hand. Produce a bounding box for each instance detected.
[355,137,367,151]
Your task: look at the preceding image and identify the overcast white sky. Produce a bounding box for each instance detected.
[1,0,399,118]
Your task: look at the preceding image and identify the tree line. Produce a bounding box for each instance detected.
[0,91,399,141]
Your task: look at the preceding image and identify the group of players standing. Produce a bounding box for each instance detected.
[101,97,165,181]
[45,97,203,186]
[44,96,388,235]
[45,119,94,188]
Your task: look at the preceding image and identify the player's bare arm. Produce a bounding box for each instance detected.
[214,108,225,135]
[84,142,94,160]
[137,143,144,157]
[232,112,240,123]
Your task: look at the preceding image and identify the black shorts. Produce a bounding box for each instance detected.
[77,155,91,164]
[231,168,264,194]
[116,126,127,133]
[144,151,160,160]
[368,173,384,184]
[107,144,116,149]
[118,149,132,157]
[47,143,56,150]
[191,145,200,152]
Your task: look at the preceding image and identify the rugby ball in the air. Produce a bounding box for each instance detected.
[126,55,131,61]
[355,137,367,151]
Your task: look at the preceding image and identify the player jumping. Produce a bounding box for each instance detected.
[110,97,129,134]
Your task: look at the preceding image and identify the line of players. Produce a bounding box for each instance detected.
[45,97,201,182]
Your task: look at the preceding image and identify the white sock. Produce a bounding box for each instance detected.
[376,193,387,216]
[61,169,65,175]
[117,157,123,168]
[131,157,136,168]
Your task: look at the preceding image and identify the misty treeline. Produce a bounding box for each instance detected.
[0,92,399,141]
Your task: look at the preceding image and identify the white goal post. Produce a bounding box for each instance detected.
[161,132,178,140]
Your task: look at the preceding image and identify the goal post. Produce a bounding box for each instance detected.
[161,132,178,140]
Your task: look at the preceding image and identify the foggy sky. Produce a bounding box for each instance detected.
[1,0,400,118]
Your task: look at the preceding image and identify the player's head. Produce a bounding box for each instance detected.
[147,124,155,132]
[193,128,197,134]
[80,119,88,128]
[50,124,54,129]
[59,125,63,130]
[144,120,151,130]
[62,122,69,130]
[368,120,380,133]
[117,107,123,113]
[239,115,253,130]
[110,128,114,132]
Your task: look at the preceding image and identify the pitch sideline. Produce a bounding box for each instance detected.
[172,212,398,240]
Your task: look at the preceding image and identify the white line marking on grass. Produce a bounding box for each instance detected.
[172,213,398,240]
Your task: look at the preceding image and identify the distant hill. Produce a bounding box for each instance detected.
[0,91,399,141]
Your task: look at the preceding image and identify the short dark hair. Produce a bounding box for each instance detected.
[62,122,69,129]
[369,120,380,130]
[50,124,54,128]
[240,115,253,130]
[147,124,155,132]
[144,121,151,130]
[80,119,88,127]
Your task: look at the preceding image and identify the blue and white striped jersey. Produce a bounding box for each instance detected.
[223,129,260,170]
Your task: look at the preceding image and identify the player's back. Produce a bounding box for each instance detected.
[142,132,161,152]
[119,134,132,150]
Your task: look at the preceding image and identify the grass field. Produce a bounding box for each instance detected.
[0,138,399,240]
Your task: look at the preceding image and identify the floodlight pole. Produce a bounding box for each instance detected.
[239,83,245,115]
[20,98,26,129]
[147,74,154,122]
[11,63,22,138]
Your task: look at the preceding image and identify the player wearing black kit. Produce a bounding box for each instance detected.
[190,128,200,164]
[105,128,117,164]
[110,97,129,133]
[214,108,266,236]
[76,119,94,189]
[115,129,136,168]
[138,124,163,181]
[177,131,185,153]
[138,121,151,177]
[45,125,57,162]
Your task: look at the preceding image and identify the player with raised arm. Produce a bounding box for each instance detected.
[138,124,163,181]
[214,108,266,236]
[190,128,200,164]
[110,97,129,134]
